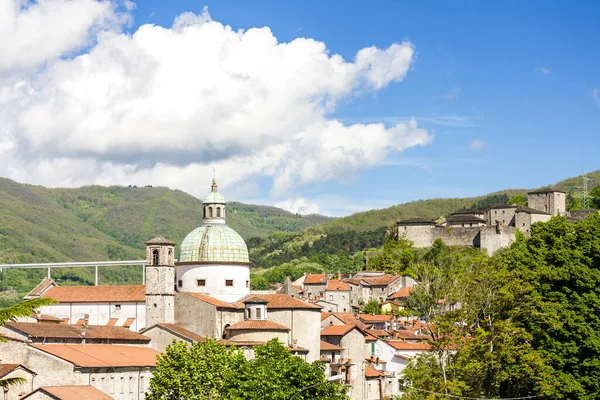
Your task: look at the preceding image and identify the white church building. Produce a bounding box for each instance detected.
[29,180,322,362]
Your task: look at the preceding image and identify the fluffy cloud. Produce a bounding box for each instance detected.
[274,198,320,215]
[0,0,127,72]
[470,139,486,150]
[0,4,432,202]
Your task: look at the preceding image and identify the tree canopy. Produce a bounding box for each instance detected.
[147,339,348,400]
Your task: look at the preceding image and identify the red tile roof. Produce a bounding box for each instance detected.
[30,344,160,368]
[0,364,35,378]
[5,322,150,342]
[42,285,146,303]
[226,320,290,331]
[320,340,343,351]
[182,292,242,309]
[304,273,327,285]
[23,386,114,400]
[142,323,206,343]
[106,318,118,327]
[321,324,356,336]
[245,294,321,310]
[122,318,135,328]
[321,312,367,329]
[31,313,63,323]
[365,365,386,378]
[393,329,432,340]
[326,280,350,291]
[386,341,434,350]
[358,314,392,322]
[388,287,415,300]
[365,329,392,338]
[25,278,56,298]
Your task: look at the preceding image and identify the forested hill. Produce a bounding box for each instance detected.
[318,169,600,232]
[0,178,331,264]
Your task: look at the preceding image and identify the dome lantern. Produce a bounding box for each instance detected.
[202,179,226,224]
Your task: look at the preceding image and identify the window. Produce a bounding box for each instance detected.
[178,280,182,287]
[523,223,525,226]
[343,308,346,312]
[329,295,333,301]
[217,207,221,217]
[245,309,251,319]
[209,207,213,217]
[120,377,124,393]
[494,210,497,214]
[197,279,206,287]
[152,249,159,265]
[226,279,234,287]
[502,210,505,214]
[246,280,249,288]
[110,377,115,394]
[114,304,121,310]
[129,377,134,394]
[101,377,105,392]
[140,376,144,393]
[255,308,262,319]
[342,295,345,300]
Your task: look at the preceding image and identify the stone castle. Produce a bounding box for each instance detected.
[397,188,567,254]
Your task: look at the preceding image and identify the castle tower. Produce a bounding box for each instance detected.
[145,236,176,328]
[177,180,251,302]
[527,188,566,216]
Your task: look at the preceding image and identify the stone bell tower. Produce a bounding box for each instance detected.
[145,236,176,328]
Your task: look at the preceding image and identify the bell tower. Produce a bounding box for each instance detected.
[145,236,176,328]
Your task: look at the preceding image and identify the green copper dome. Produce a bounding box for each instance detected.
[179,224,250,263]
[203,191,225,204]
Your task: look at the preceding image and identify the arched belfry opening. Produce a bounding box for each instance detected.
[152,249,159,265]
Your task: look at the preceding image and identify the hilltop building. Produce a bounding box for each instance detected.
[397,188,566,253]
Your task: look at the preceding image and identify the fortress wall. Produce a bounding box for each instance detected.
[480,226,517,254]
[399,225,436,248]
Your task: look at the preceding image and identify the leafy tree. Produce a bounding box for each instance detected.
[148,339,348,400]
[499,214,600,399]
[147,339,247,400]
[591,184,600,208]
[231,339,348,400]
[362,298,383,315]
[508,194,527,205]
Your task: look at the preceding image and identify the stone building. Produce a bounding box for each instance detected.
[397,187,565,253]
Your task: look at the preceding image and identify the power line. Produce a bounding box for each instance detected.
[402,385,539,400]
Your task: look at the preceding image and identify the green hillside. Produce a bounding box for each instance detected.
[319,170,600,232]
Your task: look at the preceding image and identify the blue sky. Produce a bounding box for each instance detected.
[1,1,599,216]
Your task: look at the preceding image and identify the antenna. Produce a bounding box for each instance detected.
[576,168,594,209]
[212,167,216,181]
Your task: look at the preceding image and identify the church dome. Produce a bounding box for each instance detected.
[203,190,225,204]
[179,224,250,263]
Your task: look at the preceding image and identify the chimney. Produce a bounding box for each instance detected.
[293,339,298,350]
[83,314,89,328]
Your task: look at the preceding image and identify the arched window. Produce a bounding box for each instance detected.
[209,207,213,217]
[217,207,221,217]
[152,249,159,265]
[203,207,206,218]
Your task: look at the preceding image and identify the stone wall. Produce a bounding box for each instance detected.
[174,293,218,337]
[267,309,321,363]
[227,329,288,343]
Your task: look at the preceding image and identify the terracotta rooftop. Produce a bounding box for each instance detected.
[25,278,56,298]
[393,329,432,341]
[182,292,242,309]
[30,344,160,368]
[226,320,290,331]
[321,324,356,336]
[0,363,35,378]
[321,312,367,329]
[348,274,402,287]
[365,365,386,378]
[358,314,393,322]
[243,296,269,304]
[23,386,114,400]
[42,285,146,303]
[386,340,434,351]
[5,322,150,342]
[243,294,321,310]
[141,323,206,343]
[365,329,392,338]
[326,280,350,291]
[31,313,64,323]
[145,236,176,245]
[320,340,344,351]
[304,273,328,285]
[388,286,415,300]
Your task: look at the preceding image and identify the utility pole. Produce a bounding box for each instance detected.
[577,168,593,209]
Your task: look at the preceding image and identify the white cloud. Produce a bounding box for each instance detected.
[538,67,551,75]
[593,88,600,106]
[274,198,320,215]
[470,139,486,150]
[0,0,128,72]
[0,6,432,200]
